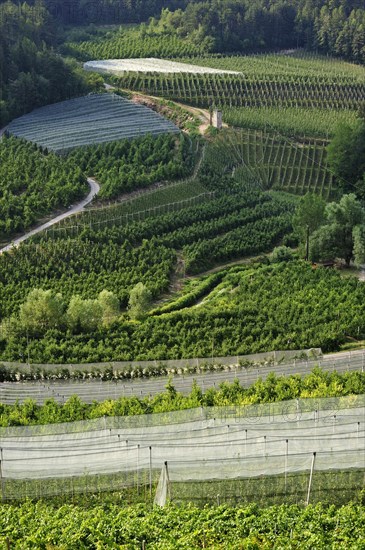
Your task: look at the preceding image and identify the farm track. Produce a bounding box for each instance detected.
[91,137,206,212]
[0,178,100,254]
[1,349,364,404]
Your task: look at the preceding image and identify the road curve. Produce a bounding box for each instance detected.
[0,178,100,254]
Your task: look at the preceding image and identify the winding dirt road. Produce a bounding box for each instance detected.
[0,178,100,254]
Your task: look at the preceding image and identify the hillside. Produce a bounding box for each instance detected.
[1,0,365,541]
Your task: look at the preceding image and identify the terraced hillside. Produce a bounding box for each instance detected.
[201,129,335,198]
[116,70,365,111]
[106,51,364,137]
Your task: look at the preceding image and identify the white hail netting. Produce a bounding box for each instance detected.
[83,58,241,75]
[0,396,364,481]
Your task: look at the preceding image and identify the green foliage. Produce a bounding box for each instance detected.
[151,272,226,315]
[309,194,364,265]
[62,1,365,62]
[0,501,364,549]
[293,193,327,240]
[0,1,92,126]
[65,25,209,61]
[200,129,334,197]
[106,52,362,141]
[0,238,174,322]
[18,289,65,337]
[68,133,191,200]
[114,51,365,140]
[270,246,294,263]
[128,282,152,320]
[353,226,365,267]
[0,136,88,238]
[66,295,103,333]
[56,177,209,236]
[119,69,365,114]
[2,261,365,363]
[98,290,120,326]
[224,107,358,139]
[56,190,294,275]
[327,119,365,198]
[8,288,121,337]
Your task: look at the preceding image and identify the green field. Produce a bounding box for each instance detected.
[180,51,365,79]
[65,26,209,61]
[223,106,357,139]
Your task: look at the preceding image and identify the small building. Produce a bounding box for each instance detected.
[212,110,223,129]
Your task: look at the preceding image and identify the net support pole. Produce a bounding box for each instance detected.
[306,452,316,506]
[149,446,152,501]
[165,461,171,502]
[137,444,140,495]
[0,448,4,502]
[284,439,288,493]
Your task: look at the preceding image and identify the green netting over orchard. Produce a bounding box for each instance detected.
[7,93,179,153]
[0,395,363,504]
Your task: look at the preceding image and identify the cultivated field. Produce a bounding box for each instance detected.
[7,93,179,152]
[107,51,364,137]
[202,129,335,198]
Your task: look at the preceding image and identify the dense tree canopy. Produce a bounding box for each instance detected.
[0,1,97,126]
[140,1,365,61]
[327,118,365,198]
[309,194,365,265]
[0,136,88,237]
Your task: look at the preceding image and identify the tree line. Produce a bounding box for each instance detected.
[147,1,365,63]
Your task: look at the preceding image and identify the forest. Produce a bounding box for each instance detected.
[0,1,100,126]
[11,0,364,66]
[61,0,365,63]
